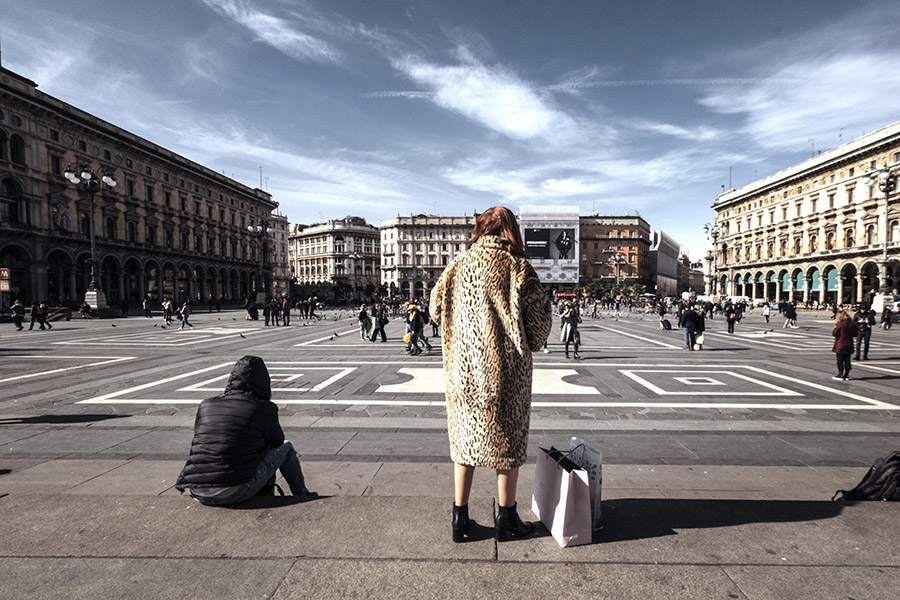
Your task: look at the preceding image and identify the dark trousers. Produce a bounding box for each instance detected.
[855,329,871,359]
[370,324,387,342]
[836,353,852,378]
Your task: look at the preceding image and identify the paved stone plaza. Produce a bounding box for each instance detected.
[1,307,899,599]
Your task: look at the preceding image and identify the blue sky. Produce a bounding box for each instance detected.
[4,0,900,262]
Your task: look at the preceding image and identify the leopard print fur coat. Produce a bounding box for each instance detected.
[430,235,552,469]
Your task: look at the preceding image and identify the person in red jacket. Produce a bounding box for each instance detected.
[176,356,315,505]
[831,310,859,381]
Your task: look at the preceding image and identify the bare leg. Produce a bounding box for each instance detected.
[454,463,475,506]
[496,467,519,507]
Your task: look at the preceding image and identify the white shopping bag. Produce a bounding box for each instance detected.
[531,447,592,547]
[568,437,603,531]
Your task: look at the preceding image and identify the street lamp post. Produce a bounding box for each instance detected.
[348,251,362,303]
[703,222,721,296]
[247,223,273,305]
[64,164,117,314]
[608,251,625,288]
[865,165,898,297]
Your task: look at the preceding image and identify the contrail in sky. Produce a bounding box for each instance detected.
[362,78,797,98]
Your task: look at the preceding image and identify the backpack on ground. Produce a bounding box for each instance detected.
[661,319,672,330]
[832,451,900,501]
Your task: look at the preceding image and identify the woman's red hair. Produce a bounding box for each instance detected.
[469,206,528,258]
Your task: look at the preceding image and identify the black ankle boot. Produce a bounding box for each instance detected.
[496,502,536,542]
[452,503,471,543]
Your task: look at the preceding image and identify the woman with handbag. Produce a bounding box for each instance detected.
[430,206,552,543]
[560,302,582,359]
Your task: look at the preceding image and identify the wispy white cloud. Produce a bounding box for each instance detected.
[627,119,720,142]
[199,0,341,64]
[699,53,900,151]
[390,53,584,146]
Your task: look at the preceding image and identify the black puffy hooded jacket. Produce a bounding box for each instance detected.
[176,356,284,490]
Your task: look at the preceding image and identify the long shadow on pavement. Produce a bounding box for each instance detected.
[595,498,843,543]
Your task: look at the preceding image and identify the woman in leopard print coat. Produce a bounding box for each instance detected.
[430,206,552,542]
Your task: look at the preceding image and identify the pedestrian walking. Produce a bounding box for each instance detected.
[39,301,53,330]
[369,301,388,342]
[143,296,153,318]
[10,298,26,330]
[783,301,799,328]
[853,305,876,360]
[178,299,194,330]
[678,303,701,350]
[28,302,45,330]
[725,302,738,334]
[832,310,859,381]
[762,302,771,323]
[429,206,552,543]
[694,305,706,350]
[407,303,429,355]
[175,356,315,505]
[358,303,371,340]
[560,302,581,359]
[263,299,272,326]
[881,305,893,330]
[281,298,291,326]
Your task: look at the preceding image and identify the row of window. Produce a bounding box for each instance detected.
[727,220,900,262]
[83,213,275,261]
[45,146,267,233]
[725,156,900,218]
[728,183,882,234]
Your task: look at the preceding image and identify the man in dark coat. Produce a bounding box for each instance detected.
[369,301,388,342]
[176,356,313,505]
[853,305,876,360]
[678,304,701,350]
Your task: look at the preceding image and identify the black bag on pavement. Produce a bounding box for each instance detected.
[832,451,900,501]
[661,319,672,330]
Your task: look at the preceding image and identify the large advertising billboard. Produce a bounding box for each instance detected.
[525,228,575,260]
[519,206,579,285]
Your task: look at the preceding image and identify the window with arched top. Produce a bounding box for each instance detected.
[827,231,836,249]
[809,235,818,252]
[126,221,137,243]
[105,217,117,240]
[892,220,900,243]
[0,130,8,161]
[866,224,876,246]
[844,228,855,248]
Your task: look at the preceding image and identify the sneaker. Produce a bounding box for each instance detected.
[542,348,550,354]
[832,376,843,381]
[843,376,850,381]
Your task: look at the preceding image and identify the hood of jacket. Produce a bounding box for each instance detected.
[223,355,272,401]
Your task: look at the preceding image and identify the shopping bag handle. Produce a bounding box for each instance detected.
[541,447,581,473]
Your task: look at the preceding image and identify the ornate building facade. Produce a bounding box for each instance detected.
[711,121,900,305]
[288,216,380,300]
[379,214,476,299]
[578,214,652,290]
[0,66,283,309]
